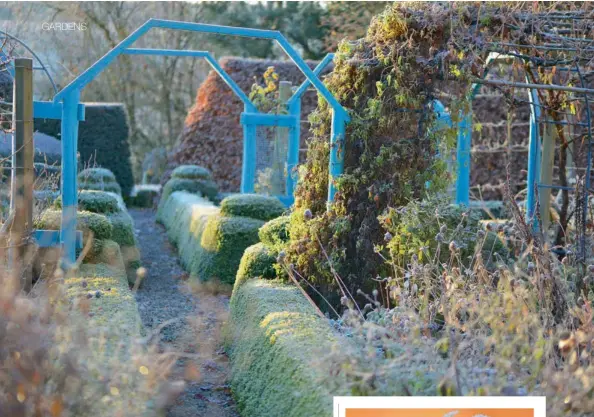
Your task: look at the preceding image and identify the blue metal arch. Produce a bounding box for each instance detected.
[53,20,349,264]
[455,52,541,225]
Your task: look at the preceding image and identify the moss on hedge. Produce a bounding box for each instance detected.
[55,190,121,214]
[234,243,277,290]
[258,215,290,250]
[171,165,213,181]
[220,194,285,221]
[228,279,351,417]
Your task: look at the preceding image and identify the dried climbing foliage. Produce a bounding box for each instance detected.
[288,2,594,305]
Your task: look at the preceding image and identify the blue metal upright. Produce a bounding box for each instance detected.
[455,52,541,226]
[60,90,81,265]
[50,19,349,263]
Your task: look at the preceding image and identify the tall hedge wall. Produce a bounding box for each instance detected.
[34,103,134,196]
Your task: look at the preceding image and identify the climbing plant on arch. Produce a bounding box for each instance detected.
[53,19,349,264]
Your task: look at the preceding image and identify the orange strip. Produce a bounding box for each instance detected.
[346,408,533,417]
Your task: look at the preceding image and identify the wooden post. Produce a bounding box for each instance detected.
[271,81,292,196]
[539,123,555,235]
[10,58,34,291]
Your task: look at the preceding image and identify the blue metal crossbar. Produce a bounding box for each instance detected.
[240,112,298,128]
[123,48,257,112]
[51,19,349,264]
[34,230,83,249]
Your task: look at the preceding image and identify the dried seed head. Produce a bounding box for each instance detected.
[277,250,286,263]
[527,262,535,273]
[449,241,458,252]
[558,331,575,353]
[303,208,313,220]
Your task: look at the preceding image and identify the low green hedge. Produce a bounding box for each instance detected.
[36,209,113,242]
[39,191,140,285]
[228,279,351,417]
[159,178,218,210]
[234,243,277,290]
[195,214,264,284]
[79,180,122,195]
[171,165,213,181]
[258,215,290,250]
[65,262,142,343]
[157,191,264,285]
[220,194,285,221]
[55,190,121,214]
[128,184,161,208]
[78,167,117,184]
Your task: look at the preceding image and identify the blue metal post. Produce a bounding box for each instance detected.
[455,112,472,206]
[286,100,301,198]
[60,90,80,265]
[241,105,257,193]
[328,111,346,204]
[525,89,541,227]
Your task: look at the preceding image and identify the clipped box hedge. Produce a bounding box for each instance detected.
[234,242,276,290]
[66,263,141,339]
[258,215,290,250]
[78,167,122,195]
[171,164,213,181]
[227,279,351,417]
[55,190,121,214]
[159,177,218,210]
[129,184,161,208]
[220,193,285,221]
[39,188,140,285]
[157,191,264,285]
[36,209,113,242]
[194,214,264,284]
[35,103,134,196]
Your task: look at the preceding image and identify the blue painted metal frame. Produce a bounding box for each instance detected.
[52,20,349,263]
[455,53,541,226]
[1,37,86,255]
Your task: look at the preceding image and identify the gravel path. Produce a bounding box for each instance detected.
[130,208,240,417]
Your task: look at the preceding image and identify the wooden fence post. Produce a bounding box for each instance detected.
[10,58,34,291]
